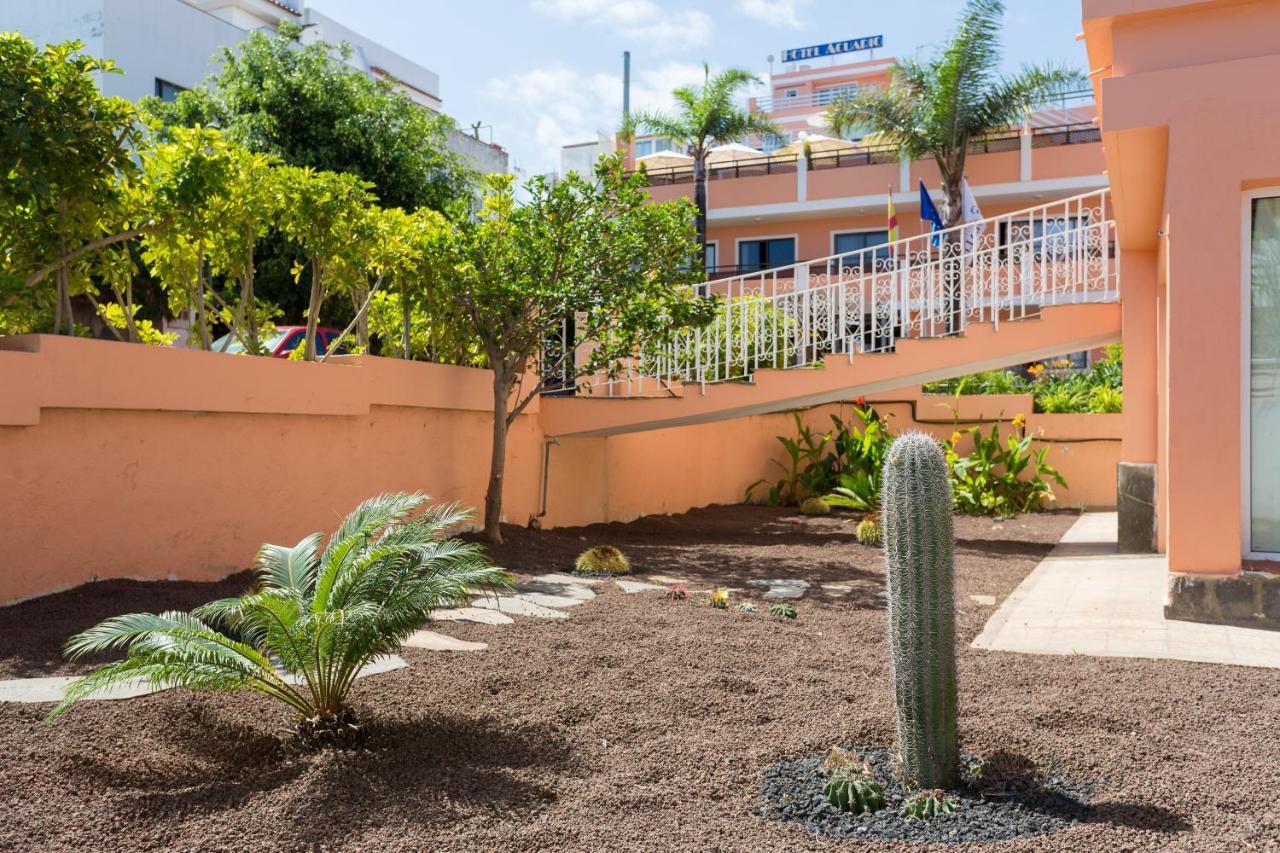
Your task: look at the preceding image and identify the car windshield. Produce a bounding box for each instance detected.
[210,329,291,354]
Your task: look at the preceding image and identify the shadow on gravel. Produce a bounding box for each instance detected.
[1085,801,1192,834]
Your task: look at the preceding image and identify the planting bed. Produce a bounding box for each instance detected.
[0,505,1277,851]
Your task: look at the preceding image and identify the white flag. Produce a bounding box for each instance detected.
[961,178,985,252]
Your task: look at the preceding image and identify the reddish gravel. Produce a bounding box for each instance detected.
[1,505,1277,851]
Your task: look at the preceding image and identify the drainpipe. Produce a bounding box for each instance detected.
[531,437,560,529]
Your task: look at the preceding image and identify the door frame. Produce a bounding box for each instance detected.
[1240,186,1280,560]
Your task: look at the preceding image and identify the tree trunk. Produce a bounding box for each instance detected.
[195,252,212,350]
[940,170,965,334]
[693,154,708,293]
[483,363,511,544]
[244,233,258,352]
[304,261,322,361]
[400,278,412,359]
[355,285,370,351]
[55,233,71,336]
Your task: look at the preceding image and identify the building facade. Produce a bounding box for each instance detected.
[4,0,508,174]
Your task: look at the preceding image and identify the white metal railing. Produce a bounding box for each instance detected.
[583,189,1117,398]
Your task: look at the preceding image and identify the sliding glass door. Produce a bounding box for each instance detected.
[1247,195,1280,554]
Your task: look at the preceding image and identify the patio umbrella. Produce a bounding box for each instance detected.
[635,150,694,170]
[705,142,766,165]
[773,134,860,158]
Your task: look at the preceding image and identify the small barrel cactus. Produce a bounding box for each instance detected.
[768,602,797,619]
[855,515,882,545]
[709,588,730,609]
[800,496,832,516]
[883,432,959,790]
[575,545,630,576]
[824,771,886,814]
[902,789,957,820]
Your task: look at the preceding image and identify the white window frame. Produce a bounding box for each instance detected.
[733,233,800,272]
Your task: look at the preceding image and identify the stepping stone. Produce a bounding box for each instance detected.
[0,654,408,704]
[648,575,692,585]
[616,580,665,593]
[970,594,998,606]
[518,592,590,608]
[748,579,811,600]
[471,595,570,620]
[821,583,854,594]
[404,630,487,652]
[534,572,605,586]
[516,580,596,605]
[430,607,514,625]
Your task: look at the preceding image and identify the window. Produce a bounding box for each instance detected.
[737,237,796,273]
[154,78,186,102]
[784,89,798,99]
[833,230,892,270]
[705,243,718,272]
[634,138,673,158]
[815,84,857,105]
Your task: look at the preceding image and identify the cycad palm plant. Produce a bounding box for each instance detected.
[626,64,781,272]
[48,493,511,747]
[824,0,1084,228]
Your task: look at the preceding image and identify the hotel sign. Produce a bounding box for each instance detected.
[781,35,884,63]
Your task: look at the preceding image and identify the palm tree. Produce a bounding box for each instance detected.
[825,0,1085,228]
[48,493,512,748]
[627,65,781,274]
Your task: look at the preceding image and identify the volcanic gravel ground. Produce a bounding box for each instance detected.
[1,505,1277,851]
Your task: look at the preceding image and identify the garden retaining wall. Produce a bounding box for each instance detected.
[0,335,1120,603]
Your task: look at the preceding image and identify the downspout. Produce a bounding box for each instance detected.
[530,436,560,529]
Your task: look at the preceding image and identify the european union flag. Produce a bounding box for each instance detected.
[919,181,944,247]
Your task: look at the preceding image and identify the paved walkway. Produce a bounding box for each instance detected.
[973,513,1280,668]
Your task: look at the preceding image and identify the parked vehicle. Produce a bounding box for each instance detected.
[210,326,345,357]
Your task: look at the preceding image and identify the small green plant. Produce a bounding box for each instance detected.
[902,789,958,819]
[800,496,831,515]
[824,402,894,512]
[854,515,882,545]
[824,770,887,814]
[47,493,512,747]
[948,423,1066,516]
[709,588,730,609]
[768,602,797,619]
[574,544,631,575]
[746,412,831,506]
[736,602,758,614]
[1088,384,1123,413]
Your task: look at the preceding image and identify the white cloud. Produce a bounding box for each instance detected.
[485,61,710,175]
[735,0,807,30]
[531,0,713,51]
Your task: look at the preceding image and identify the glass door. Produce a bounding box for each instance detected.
[1248,195,1280,554]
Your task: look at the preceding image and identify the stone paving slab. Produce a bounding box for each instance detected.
[0,654,408,704]
[518,592,591,609]
[616,580,665,593]
[533,573,606,586]
[404,630,487,652]
[973,513,1280,669]
[430,607,514,625]
[471,595,570,619]
[747,579,811,600]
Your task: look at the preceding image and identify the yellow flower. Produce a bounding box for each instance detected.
[1027,363,1045,377]
[950,431,962,446]
[1011,414,1027,430]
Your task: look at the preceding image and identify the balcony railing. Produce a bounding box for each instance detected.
[751,87,1095,117]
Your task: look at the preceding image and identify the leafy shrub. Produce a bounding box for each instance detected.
[574,544,631,575]
[923,346,1123,414]
[746,412,831,506]
[824,771,887,814]
[695,294,796,379]
[1088,384,1123,414]
[902,789,958,819]
[948,424,1066,516]
[769,602,797,619]
[48,493,512,747]
[855,515,882,546]
[800,496,831,515]
[709,588,730,609]
[824,403,894,512]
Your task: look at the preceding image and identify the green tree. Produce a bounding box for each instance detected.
[0,35,146,334]
[144,22,472,214]
[824,0,1083,228]
[441,157,715,543]
[625,65,780,271]
[274,166,377,360]
[49,493,512,748]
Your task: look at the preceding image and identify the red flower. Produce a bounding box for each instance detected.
[855,395,866,407]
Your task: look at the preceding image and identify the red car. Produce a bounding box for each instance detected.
[212,326,346,357]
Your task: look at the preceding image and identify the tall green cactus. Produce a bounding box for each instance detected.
[882,431,959,789]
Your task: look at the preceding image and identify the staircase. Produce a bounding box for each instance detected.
[542,190,1120,437]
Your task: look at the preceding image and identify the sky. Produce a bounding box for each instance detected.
[308,0,1091,177]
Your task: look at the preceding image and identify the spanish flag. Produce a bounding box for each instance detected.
[887,185,899,243]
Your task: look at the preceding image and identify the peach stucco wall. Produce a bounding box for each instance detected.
[1085,0,1280,573]
[0,335,1120,604]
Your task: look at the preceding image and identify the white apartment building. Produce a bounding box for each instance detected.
[4,0,508,174]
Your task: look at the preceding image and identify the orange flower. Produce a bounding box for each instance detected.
[950,431,962,446]
[1012,413,1027,430]
[1027,363,1045,377]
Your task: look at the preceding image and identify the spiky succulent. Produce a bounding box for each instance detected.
[574,545,631,575]
[769,602,797,619]
[736,602,759,614]
[824,770,887,814]
[663,584,688,602]
[855,515,882,545]
[800,496,832,516]
[902,789,958,820]
[48,493,512,747]
[709,588,730,609]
